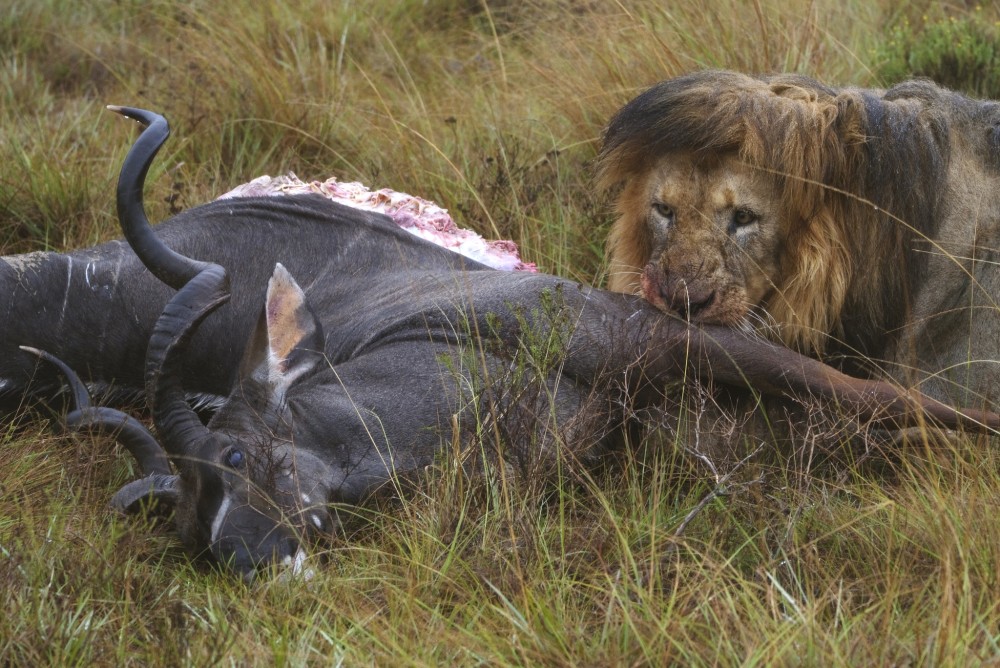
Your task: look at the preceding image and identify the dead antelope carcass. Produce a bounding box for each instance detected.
[10,108,998,580]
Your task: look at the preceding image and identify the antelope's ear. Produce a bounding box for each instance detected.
[240,263,325,397]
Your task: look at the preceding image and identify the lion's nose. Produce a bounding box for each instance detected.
[640,264,717,319]
[664,283,715,319]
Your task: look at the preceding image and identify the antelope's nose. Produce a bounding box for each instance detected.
[216,533,300,581]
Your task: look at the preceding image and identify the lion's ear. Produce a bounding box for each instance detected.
[767,205,851,356]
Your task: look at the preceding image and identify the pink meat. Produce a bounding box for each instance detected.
[218,174,536,272]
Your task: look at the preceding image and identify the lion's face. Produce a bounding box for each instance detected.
[608,152,785,329]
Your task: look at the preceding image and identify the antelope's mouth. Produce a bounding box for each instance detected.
[277,547,315,582]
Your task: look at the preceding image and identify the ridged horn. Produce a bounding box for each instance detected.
[109,107,230,458]
[145,265,230,458]
[106,105,210,290]
[19,346,172,477]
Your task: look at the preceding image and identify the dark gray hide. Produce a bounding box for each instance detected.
[0,196,481,404]
[5,111,998,579]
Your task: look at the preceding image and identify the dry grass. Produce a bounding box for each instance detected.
[2,0,1000,665]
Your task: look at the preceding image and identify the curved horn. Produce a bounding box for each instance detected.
[106,106,210,290]
[145,265,230,457]
[109,106,230,457]
[18,346,172,477]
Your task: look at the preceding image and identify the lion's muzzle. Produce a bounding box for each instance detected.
[641,263,717,320]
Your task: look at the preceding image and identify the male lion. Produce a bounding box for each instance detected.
[599,70,1000,406]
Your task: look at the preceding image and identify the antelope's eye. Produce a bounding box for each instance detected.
[224,448,245,469]
[652,202,675,222]
[731,208,758,228]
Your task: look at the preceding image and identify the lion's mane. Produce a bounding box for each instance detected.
[598,70,1000,361]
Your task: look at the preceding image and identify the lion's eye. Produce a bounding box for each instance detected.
[731,208,758,229]
[652,202,674,222]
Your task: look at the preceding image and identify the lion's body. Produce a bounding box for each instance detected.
[600,70,1000,405]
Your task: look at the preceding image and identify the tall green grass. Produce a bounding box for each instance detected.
[2,0,1000,664]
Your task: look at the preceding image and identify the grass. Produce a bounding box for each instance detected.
[2,0,1000,664]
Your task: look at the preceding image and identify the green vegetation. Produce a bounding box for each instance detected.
[2,0,999,664]
[876,6,1000,98]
